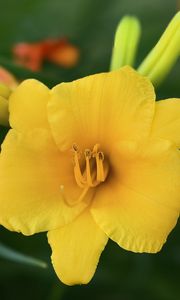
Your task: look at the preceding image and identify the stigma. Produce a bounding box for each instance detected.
[72,143,109,189]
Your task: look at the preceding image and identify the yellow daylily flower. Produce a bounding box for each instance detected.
[0,66,180,285]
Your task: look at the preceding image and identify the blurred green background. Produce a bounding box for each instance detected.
[0,0,179,299]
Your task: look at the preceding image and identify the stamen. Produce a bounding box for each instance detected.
[72,144,86,188]
[92,144,100,157]
[84,149,92,159]
[96,151,105,182]
[72,143,79,152]
[84,149,93,186]
[72,143,108,190]
[84,149,99,187]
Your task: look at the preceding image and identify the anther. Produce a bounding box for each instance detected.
[84,149,92,159]
[98,151,104,161]
[94,150,106,182]
[92,144,100,157]
[72,143,79,152]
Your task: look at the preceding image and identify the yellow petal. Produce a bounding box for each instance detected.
[9,79,50,131]
[48,209,108,285]
[48,66,155,151]
[0,129,91,235]
[91,138,180,253]
[151,98,180,147]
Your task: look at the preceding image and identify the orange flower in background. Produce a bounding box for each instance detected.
[13,38,80,72]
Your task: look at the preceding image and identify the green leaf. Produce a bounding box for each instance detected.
[0,242,47,269]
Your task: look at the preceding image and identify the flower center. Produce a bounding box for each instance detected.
[72,143,109,189]
[60,143,109,207]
